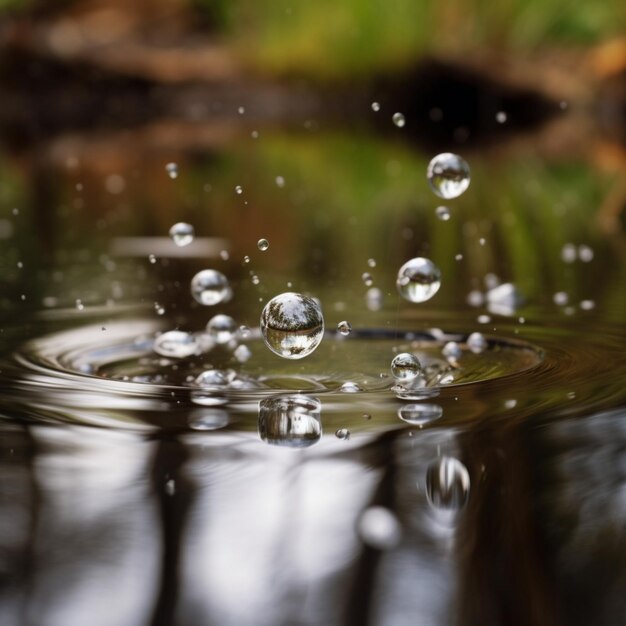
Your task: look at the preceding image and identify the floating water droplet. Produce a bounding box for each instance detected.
[149,254,157,264]
[367,258,376,268]
[398,403,443,426]
[251,275,260,285]
[496,111,507,123]
[426,153,470,199]
[467,290,484,307]
[442,341,462,361]
[169,222,194,247]
[190,269,231,306]
[366,287,383,311]
[206,314,237,344]
[580,299,595,311]
[392,112,405,127]
[154,330,198,358]
[235,185,243,195]
[260,292,324,359]
[75,299,84,311]
[426,456,470,511]
[396,257,441,303]
[335,428,350,439]
[275,176,285,188]
[561,243,577,263]
[165,162,178,179]
[258,395,322,448]
[257,238,269,251]
[243,255,250,264]
[195,369,229,387]
[371,102,381,112]
[337,320,352,336]
[486,282,523,316]
[578,244,594,262]
[361,272,374,287]
[435,205,451,221]
[391,352,422,381]
[340,381,361,393]
[154,302,165,316]
[358,506,401,550]
[234,344,252,362]
[553,291,569,306]
[467,332,487,354]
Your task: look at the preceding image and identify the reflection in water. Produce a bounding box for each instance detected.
[397,403,443,426]
[426,456,471,512]
[258,395,322,448]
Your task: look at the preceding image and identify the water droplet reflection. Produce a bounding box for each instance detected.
[426,456,470,511]
[398,403,443,426]
[258,395,322,448]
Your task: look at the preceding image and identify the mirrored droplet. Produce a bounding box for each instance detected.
[391,352,422,381]
[206,314,237,344]
[234,344,252,363]
[426,456,470,511]
[188,409,229,431]
[260,292,324,359]
[371,101,381,112]
[235,185,243,195]
[258,395,322,448]
[169,222,195,247]
[337,320,352,336]
[398,403,443,426]
[396,257,441,303]
[196,369,230,389]
[190,269,230,306]
[467,332,487,354]
[154,330,199,358]
[366,287,383,311]
[362,272,373,287]
[486,282,524,316]
[426,153,471,199]
[392,112,405,127]
[435,206,451,221]
[335,428,350,439]
[257,238,269,251]
[340,382,360,393]
[165,162,178,179]
[442,341,462,362]
[358,506,401,550]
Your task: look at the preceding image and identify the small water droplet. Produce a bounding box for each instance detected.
[553,291,569,306]
[561,243,577,263]
[392,112,405,127]
[391,352,422,381]
[361,272,374,287]
[149,254,157,264]
[275,176,285,188]
[165,479,175,496]
[238,106,245,115]
[234,344,252,363]
[188,409,229,431]
[396,257,441,303]
[154,302,165,316]
[219,250,230,261]
[235,185,243,195]
[243,255,250,264]
[398,403,442,426]
[467,290,484,307]
[578,244,594,262]
[496,111,507,123]
[477,314,491,324]
[467,332,487,354]
[371,102,381,112]
[358,506,401,550]
[190,269,231,306]
[580,299,595,311]
[427,153,470,199]
[367,258,376,268]
[239,325,250,337]
[442,341,462,361]
[337,320,352,336]
[335,428,350,439]
[366,287,383,311]
[75,299,84,311]
[260,292,324,359]
[169,222,194,247]
[154,330,199,358]
[207,314,237,344]
[340,382,361,393]
[165,162,178,179]
[435,205,451,221]
[257,238,269,251]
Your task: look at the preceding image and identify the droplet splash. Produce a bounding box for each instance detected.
[396,257,441,303]
[426,153,471,199]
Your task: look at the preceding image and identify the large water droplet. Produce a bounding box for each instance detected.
[258,395,322,448]
[190,269,231,306]
[154,330,198,358]
[260,292,324,359]
[391,352,422,381]
[396,257,441,303]
[426,456,470,511]
[206,314,237,344]
[358,506,401,550]
[426,153,470,199]
[257,238,269,251]
[398,403,442,426]
[169,222,194,247]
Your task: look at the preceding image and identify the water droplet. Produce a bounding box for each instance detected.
[435,205,451,221]
[75,299,84,311]
[154,330,199,358]
[426,456,470,511]
[366,287,383,311]
[169,222,194,247]
[578,244,594,262]
[367,258,376,268]
[258,395,322,448]
[238,106,245,114]
[154,302,165,316]
[337,320,352,336]
[275,176,285,188]
[251,275,260,285]
[467,332,487,354]
[165,162,178,179]
[234,344,252,362]
[149,254,157,264]
[340,381,361,393]
[426,153,471,199]
[371,101,381,112]
[335,428,350,439]
[467,290,484,307]
[219,250,230,261]
[442,341,462,361]
[396,257,441,303]
[361,272,374,287]
[496,111,507,123]
[190,269,231,306]
[239,325,250,337]
[486,282,523,316]
[206,314,237,344]
[235,185,243,195]
[580,299,595,311]
[195,369,229,387]
[392,112,405,127]
[398,403,442,426]
[561,243,577,263]
[391,352,422,381]
[165,479,175,496]
[243,255,250,264]
[358,506,401,550]
[188,409,229,430]
[553,291,568,306]
[260,292,324,359]
[257,238,269,251]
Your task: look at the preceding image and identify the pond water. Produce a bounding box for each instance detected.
[0,108,625,625]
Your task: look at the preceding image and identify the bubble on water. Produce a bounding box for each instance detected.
[426,456,470,511]
[435,205,451,221]
[578,244,594,262]
[561,243,577,263]
[190,269,231,306]
[496,111,507,123]
[467,332,487,354]
[426,153,471,199]
[392,112,405,127]
[398,403,443,426]
[207,314,237,344]
[234,344,252,363]
[258,395,322,448]
[442,341,462,362]
[335,428,350,439]
[275,176,285,188]
[371,102,381,112]
[188,409,229,431]
[358,506,401,550]
[486,282,523,316]
[340,382,361,393]
[396,257,441,303]
[235,185,243,195]
[553,291,569,306]
[169,222,194,247]
[165,162,178,179]
[257,238,269,251]
[154,330,199,358]
[337,320,352,336]
[195,369,229,388]
[260,292,324,359]
[366,287,383,311]
[391,352,422,381]
[361,272,374,287]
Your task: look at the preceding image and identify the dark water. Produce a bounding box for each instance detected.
[0,103,625,626]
